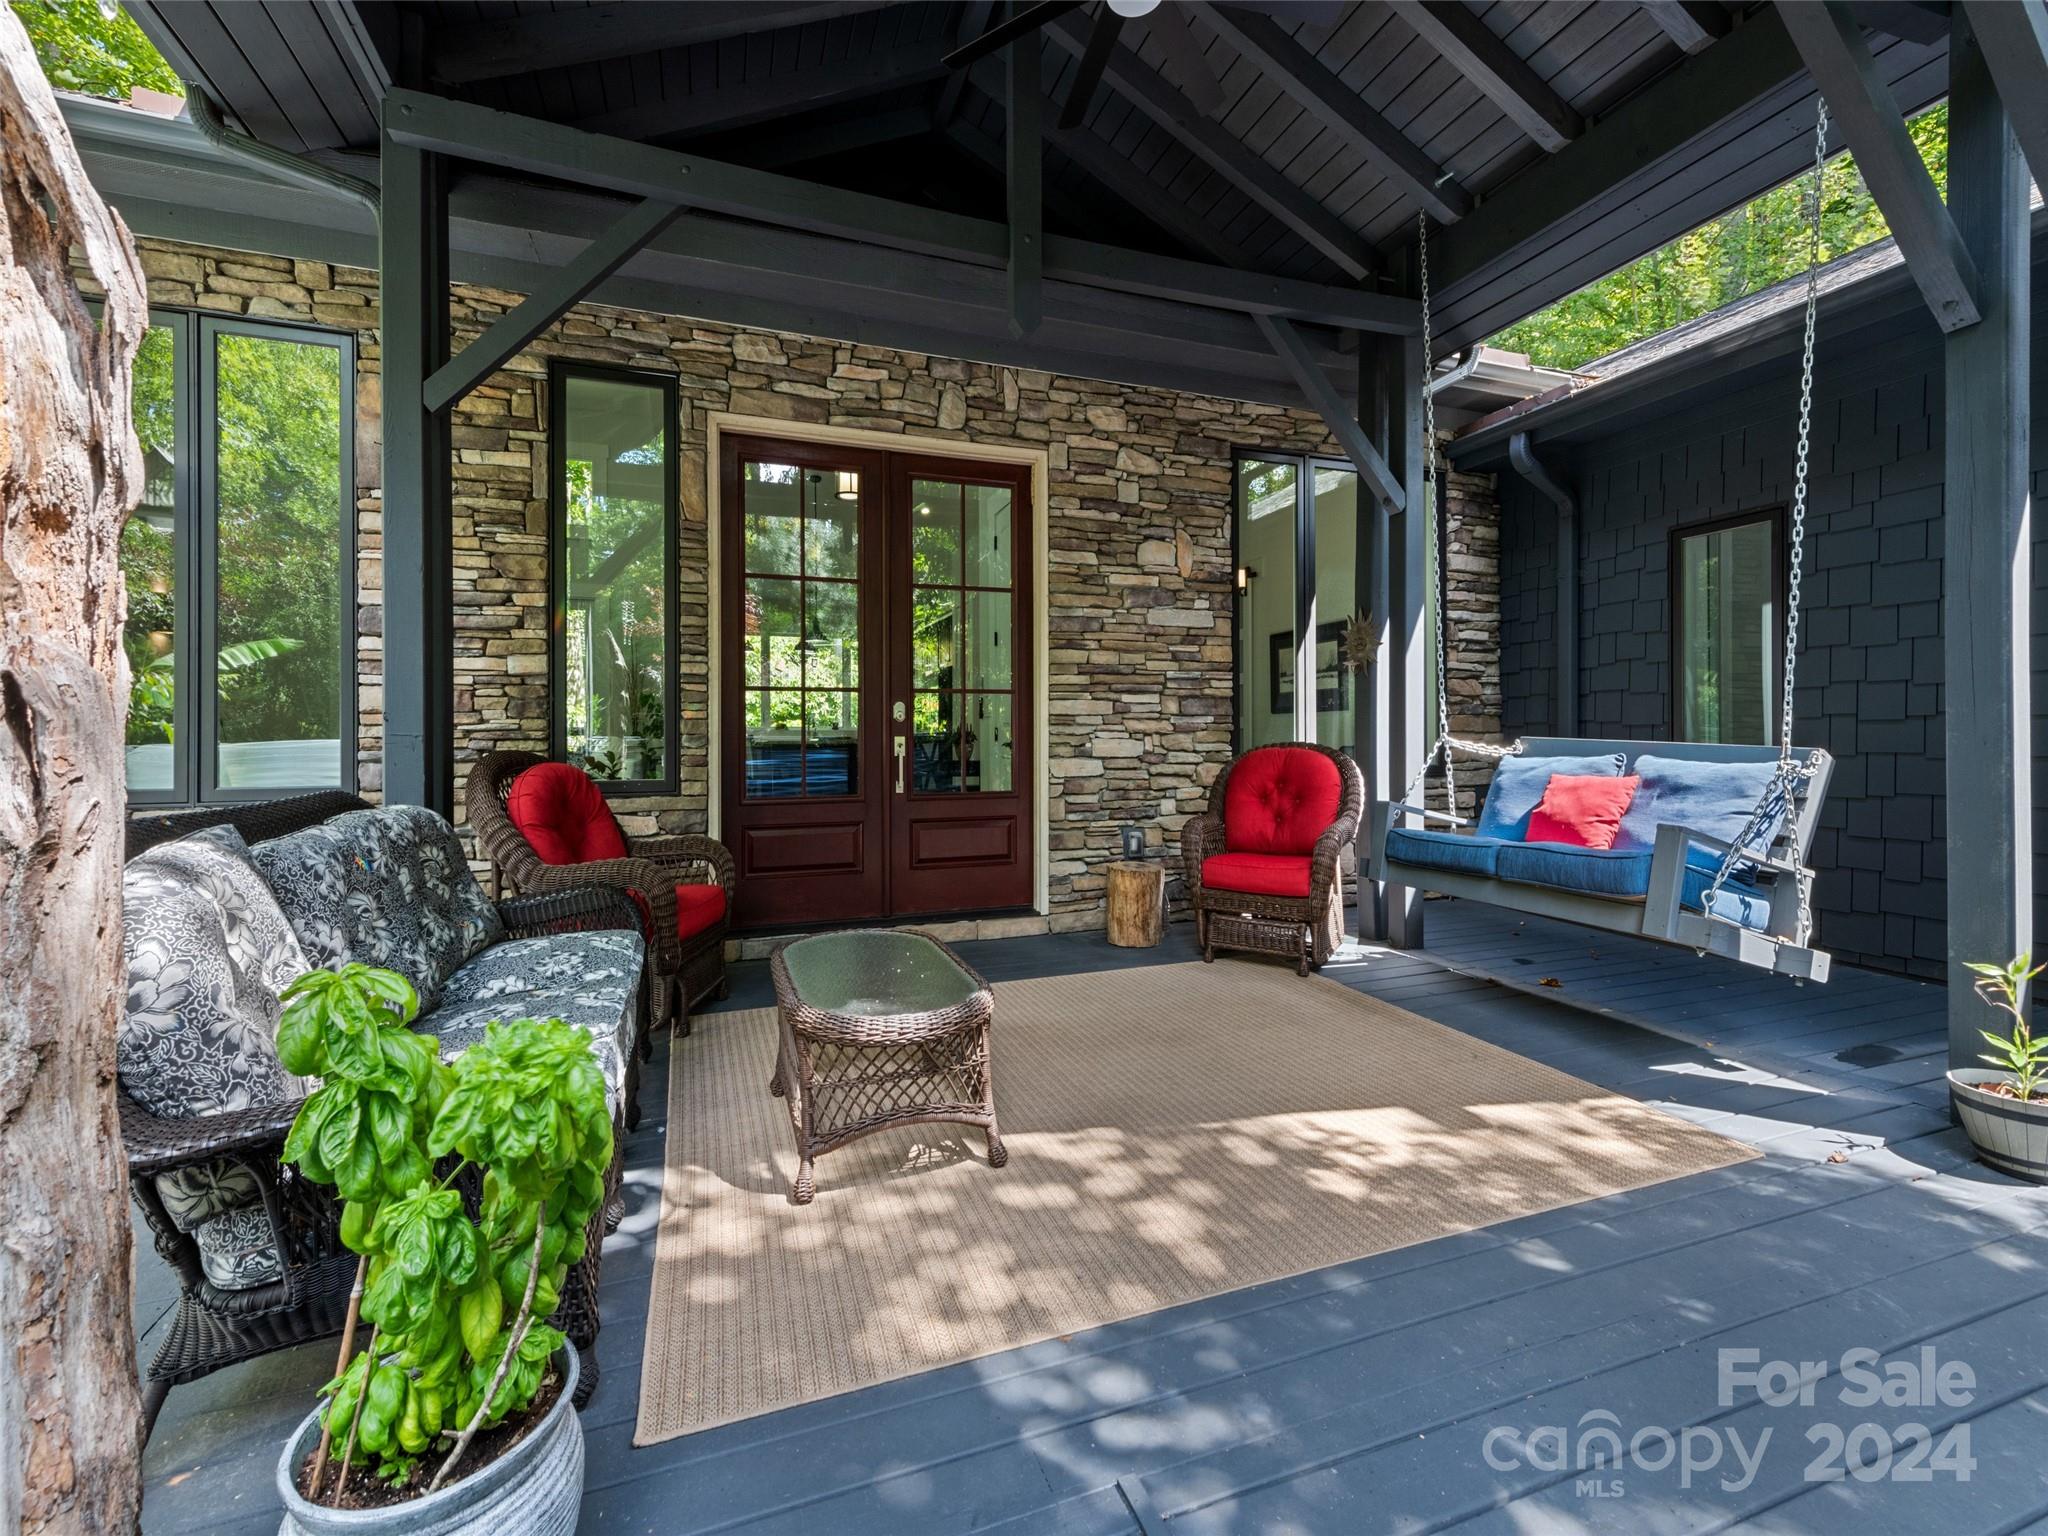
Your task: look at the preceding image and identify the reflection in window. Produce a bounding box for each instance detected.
[742,462,862,798]
[1678,516,1778,744]
[558,370,673,785]
[214,331,346,789]
[124,322,178,793]
[910,478,1014,794]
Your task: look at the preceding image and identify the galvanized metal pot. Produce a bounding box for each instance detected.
[276,1346,582,1535]
[1949,1070,2048,1184]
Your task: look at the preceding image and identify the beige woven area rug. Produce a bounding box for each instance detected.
[634,960,1754,1444]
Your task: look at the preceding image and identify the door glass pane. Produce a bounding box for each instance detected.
[912,589,958,689]
[746,689,805,797]
[1237,458,1299,749]
[1679,519,1776,744]
[125,321,178,792]
[968,692,1012,792]
[559,372,670,783]
[213,330,345,790]
[803,692,858,794]
[911,691,961,792]
[1311,466,1360,751]
[803,581,859,688]
[964,484,1012,586]
[912,480,962,584]
[744,461,800,573]
[962,591,1012,690]
[743,578,801,689]
[803,468,859,577]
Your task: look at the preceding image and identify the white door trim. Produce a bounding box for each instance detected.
[704,411,1052,916]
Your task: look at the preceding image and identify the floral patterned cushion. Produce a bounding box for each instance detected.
[151,1156,283,1292]
[424,931,644,1109]
[120,826,310,1121]
[251,805,504,1009]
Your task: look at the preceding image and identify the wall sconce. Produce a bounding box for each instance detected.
[835,470,859,502]
[1236,565,1257,592]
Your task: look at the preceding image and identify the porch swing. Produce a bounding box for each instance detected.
[1371,102,1837,983]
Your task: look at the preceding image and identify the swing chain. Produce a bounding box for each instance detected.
[1398,212,1523,821]
[1701,99,1829,938]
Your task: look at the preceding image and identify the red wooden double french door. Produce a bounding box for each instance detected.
[719,434,1033,929]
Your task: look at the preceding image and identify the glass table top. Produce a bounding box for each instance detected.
[778,930,981,1018]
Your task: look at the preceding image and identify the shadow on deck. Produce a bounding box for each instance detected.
[138,900,2048,1536]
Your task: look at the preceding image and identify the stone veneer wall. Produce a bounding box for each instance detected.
[102,236,1503,928]
[1441,452,1505,819]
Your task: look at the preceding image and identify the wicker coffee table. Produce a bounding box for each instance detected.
[768,930,1006,1204]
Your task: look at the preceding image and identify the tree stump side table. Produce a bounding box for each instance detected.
[1106,860,1166,947]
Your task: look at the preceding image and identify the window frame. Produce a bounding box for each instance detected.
[1668,506,1787,747]
[125,309,358,808]
[547,360,681,797]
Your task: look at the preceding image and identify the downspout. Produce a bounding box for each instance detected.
[180,81,379,212]
[1507,431,1579,736]
[1428,347,1484,397]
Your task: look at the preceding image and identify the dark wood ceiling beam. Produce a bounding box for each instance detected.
[1257,314,1405,512]
[1194,2,1471,222]
[935,1,997,129]
[1777,0,1980,330]
[1059,7,1124,129]
[430,1,896,86]
[1145,2,1229,118]
[1639,1,1731,55]
[1009,35,1044,338]
[1387,0,1584,152]
[1846,2,1953,45]
[382,88,1420,331]
[1958,0,2048,194]
[569,36,950,144]
[1042,12,1380,279]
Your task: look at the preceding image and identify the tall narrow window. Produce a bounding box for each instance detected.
[1675,512,1780,744]
[552,366,677,791]
[118,312,354,805]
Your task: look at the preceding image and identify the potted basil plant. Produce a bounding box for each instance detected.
[268,964,613,1534]
[1949,954,2048,1184]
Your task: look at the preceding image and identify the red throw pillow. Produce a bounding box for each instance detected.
[1526,774,1640,849]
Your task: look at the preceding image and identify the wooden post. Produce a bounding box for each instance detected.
[0,9,147,1527]
[1944,11,2032,1070]
[1384,327,1429,948]
[379,123,455,816]
[1359,335,1392,940]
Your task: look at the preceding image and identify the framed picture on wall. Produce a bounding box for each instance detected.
[1269,622,1351,715]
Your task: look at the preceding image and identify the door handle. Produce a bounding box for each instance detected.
[894,734,907,794]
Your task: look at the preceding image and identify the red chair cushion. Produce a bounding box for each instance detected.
[1201,852,1313,899]
[1223,746,1344,856]
[505,761,629,865]
[1526,773,1641,850]
[675,883,727,942]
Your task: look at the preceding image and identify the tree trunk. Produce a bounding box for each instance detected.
[0,9,149,1533]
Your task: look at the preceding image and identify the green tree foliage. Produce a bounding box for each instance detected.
[1492,105,1949,370]
[14,0,182,100]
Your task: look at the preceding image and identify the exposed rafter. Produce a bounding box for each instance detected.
[1639,1,1731,55]
[569,35,949,144]
[1846,1,1953,45]
[1042,12,1380,279]
[1059,6,1124,130]
[935,0,997,129]
[1194,2,1471,223]
[381,89,1420,332]
[1145,2,1229,118]
[1958,0,2048,199]
[430,0,896,86]
[1257,315,1405,513]
[1777,0,1980,330]
[1387,0,1583,153]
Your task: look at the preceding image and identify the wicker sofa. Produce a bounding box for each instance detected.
[1181,742,1365,974]
[121,792,648,1436]
[465,750,734,1033]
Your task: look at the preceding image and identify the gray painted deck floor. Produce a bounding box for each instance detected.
[138,900,2048,1534]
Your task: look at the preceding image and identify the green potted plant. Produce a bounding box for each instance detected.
[267,964,613,1533]
[1949,954,2048,1184]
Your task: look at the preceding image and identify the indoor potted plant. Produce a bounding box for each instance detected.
[268,964,613,1533]
[1948,954,2048,1184]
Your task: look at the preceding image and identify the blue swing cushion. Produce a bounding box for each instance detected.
[1391,753,1786,933]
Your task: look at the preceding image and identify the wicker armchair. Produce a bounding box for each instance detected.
[123,793,646,1436]
[1181,742,1364,975]
[465,750,734,1033]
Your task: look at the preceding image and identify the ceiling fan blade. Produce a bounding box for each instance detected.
[1059,7,1125,129]
[943,0,1085,70]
